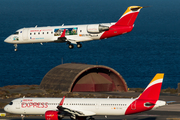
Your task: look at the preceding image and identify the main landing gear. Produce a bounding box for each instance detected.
[88,117,95,120]
[70,116,91,120]
[21,114,25,120]
[14,44,18,51]
[68,43,82,49]
[68,44,74,49]
[77,43,82,48]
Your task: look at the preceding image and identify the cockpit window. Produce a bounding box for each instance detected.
[9,102,13,105]
[13,32,19,35]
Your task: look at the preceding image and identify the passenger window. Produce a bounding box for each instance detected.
[42,32,44,34]
[30,33,32,35]
[47,32,48,34]
[51,32,53,34]
[34,33,36,35]
[38,32,40,35]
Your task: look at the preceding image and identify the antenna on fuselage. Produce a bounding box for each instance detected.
[62,24,64,26]
[35,25,37,28]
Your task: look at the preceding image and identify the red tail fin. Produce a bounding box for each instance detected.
[138,73,164,100]
[100,6,143,39]
[115,6,143,26]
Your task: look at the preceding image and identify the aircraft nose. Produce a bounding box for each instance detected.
[4,39,7,43]
[4,36,12,43]
[4,105,10,113]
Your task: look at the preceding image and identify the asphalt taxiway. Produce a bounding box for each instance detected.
[0,111,179,120]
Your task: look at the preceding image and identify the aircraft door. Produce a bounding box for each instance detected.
[95,102,99,110]
[22,28,29,40]
[131,101,136,110]
[16,102,20,109]
[19,29,23,41]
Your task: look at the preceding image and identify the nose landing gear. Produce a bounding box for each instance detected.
[14,44,18,51]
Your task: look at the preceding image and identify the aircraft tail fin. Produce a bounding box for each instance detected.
[115,6,143,26]
[125,74,164,115]
[137,73,164,100]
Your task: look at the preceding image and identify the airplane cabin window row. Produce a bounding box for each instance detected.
[63,103,96,106]
[101,104,127,106]
[21,102,126,106]
[30,32,53,35]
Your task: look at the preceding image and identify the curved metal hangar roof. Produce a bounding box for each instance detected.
[40,63,128,92]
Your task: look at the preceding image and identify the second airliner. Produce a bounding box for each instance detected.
[4,6,144,51]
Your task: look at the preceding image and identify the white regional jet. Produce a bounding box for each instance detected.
[4,74,166,120]
[4,6,144,51]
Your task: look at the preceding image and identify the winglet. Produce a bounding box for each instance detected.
[57,96,65,110]
[59,96,65,106]
[60,29,66,38]
[55,29,67,42]
[138,73,164,100]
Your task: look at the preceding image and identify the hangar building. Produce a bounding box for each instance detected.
[40,63,128,92]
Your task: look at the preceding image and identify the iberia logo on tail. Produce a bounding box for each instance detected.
[115,6,143,26]
[138,73,164,100]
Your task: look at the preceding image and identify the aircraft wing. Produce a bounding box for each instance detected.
[66,37,93,44]
[54,36,92,44]
[60,106,96,116]
[66,39,77,44]
[57,96,96,118]
[54,29,93,44]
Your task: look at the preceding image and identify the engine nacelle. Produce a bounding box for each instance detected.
[45,110,59,120]
[87,24,109,33]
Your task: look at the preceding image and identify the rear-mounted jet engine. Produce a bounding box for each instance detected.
[87,24,109,33]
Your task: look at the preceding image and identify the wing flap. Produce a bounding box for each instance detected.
[57,97,96,117]
[63,108,96,116]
